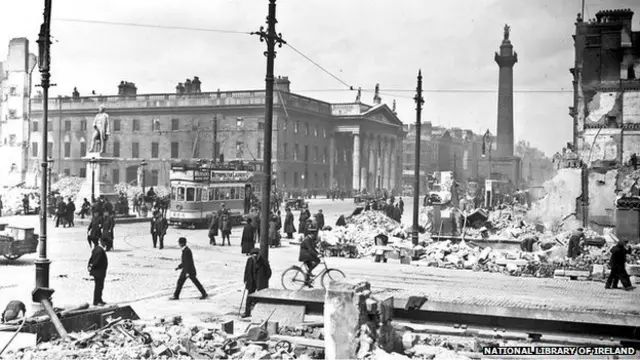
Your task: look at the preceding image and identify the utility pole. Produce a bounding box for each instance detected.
[252,0,286,267]
[412,70,424,246]
[212,115,218,160]
[35,0,53,295]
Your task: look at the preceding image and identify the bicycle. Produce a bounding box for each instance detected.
[281,257,346,290]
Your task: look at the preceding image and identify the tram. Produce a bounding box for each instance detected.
[167,161,266,228]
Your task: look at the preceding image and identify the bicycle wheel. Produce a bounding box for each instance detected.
[281,266,307,290]
[320,268,346,289]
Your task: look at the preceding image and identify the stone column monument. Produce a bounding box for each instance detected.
[494,24,517,158]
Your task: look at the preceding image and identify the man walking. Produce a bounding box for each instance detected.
[66,198,76,227]
[605,238,636,291]
[150,210,168,249]
[243,248,272,316]
[88,238,108,306]
[102,211,115,251]
[314,209,325,231]
[170,237,208,300]
[87,211,103,248]
[55,197,67,228]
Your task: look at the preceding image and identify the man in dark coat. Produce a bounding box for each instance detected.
[249,207,260,243]
[298,208,310,235]
[171,237,208,300]
[102,211,115,251]
[283,208,296,238]
[88,238,108,306]
[298,225,320,285]
[78,198,91,219]
[87,212,103,248]
[398,197,404,214]
[605,238,635,290]
[241,218,255,255]
[22,195,29,215]
[567,228,584,259]
[150,210,168,249]
[104,198,114,215]
[55,198,67,228]
[208,213,219,245]
[66,198,76,227]
[244,248,272,295]
[314,210,325,231]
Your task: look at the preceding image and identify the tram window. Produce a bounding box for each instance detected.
[177,187,185,201]
[240,187,245,198]
[230,187,236,199]
[219,187,230,200]
[202,189,209,201]
[186,187,195,202]
[171,187,177,200]
[196,188,202,201]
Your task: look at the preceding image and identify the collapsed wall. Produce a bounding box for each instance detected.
[526,169,581,229]
[588,169,618,226]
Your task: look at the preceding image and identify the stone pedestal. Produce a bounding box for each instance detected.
[76,154,116,203]
[324,280,395,360]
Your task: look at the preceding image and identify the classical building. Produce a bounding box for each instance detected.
[0,38,37,186]
[571,9,640,166]
[29,77,405,193]
[402,123,486,193]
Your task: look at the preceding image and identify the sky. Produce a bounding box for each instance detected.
[2,0,639,156]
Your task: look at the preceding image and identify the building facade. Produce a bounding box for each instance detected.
[571,9,640,166]
[29,77,405,193]
[0,38,37,186]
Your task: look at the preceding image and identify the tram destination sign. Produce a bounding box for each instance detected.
[193,170,211,182]
[211,170,252,182]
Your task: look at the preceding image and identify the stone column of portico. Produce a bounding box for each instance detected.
[368,135,375,191]
[329,136,335,188]
[389,138,397,190]
[352,133,361,191]
[361,134,369,191]
[375,137,382,189]
[382,138,390,189]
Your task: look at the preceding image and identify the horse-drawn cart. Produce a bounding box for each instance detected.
[0,225,38,260]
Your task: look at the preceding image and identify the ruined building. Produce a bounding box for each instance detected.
[571,9,640,166]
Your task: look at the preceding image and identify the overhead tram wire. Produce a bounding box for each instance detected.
[53,18,252,35]
[284,42,356,90]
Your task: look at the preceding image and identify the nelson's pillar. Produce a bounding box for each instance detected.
[495,24,517,157]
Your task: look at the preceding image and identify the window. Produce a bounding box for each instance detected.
[80,168,86,178]
[64,142,71,157]
[153,118,161,131]
[63,169,70,176]
[323,128,327,138]
[283,119,288,132]
[236,141,244,158]
[304,145,309,161]
[133,119,140,131]
[47,120,53,131]
[81,119,87,131]
[171,142,179,158]
[132,142,139,158]
[80,142,86,156]
[314,126,318,137]
[283,143,288,160]
[151,170,159,186]
[323,147,327,163]
[113,119,121,131]
[64,120,71,132]
[152,142,159,158]
[196,188,202,201]
[32,122,39,132]
[171,118,179,131]
[112,169,119,183]
[177,187,185,201]
[258,122,264,130]
[304,123,309,136]
[31,142,38,157]
[294,144,299,161]
[294,121,299,134]
[113,141,120,157]
[47,142,53,156]
[314,146,318,162]
[236,117,244,130]
[202,189,209,201]
[257,141,262,158]
[293,172,298,188]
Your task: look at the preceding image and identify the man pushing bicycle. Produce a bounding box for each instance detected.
[298,224,320,285]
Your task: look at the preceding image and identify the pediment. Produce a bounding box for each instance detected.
[362,105,403,127]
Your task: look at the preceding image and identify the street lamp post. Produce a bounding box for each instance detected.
[90,157,98,202]
[141,160,148,196]
[47,157,53,196]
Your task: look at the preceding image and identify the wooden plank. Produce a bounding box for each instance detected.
[251,303,305,326]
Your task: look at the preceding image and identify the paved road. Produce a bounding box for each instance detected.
[0,198,638,323]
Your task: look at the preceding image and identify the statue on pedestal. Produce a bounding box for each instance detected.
[503,24,511,41]
[89,105,111,154]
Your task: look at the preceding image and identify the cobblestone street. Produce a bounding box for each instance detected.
[1,198,639,324]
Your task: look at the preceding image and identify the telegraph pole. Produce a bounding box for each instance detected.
[35,0,53,294]
[252,0,286,267]
[412,70,424,246]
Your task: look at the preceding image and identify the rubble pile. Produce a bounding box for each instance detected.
[0,187,39,215]
[1,317,316,360]
[51,177,85,202]
[320,211,407,258]
[620,168,640,195]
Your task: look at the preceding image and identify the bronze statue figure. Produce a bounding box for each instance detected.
[355,87,361,102]
[504,24,510,41]
[89,105,111,154]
